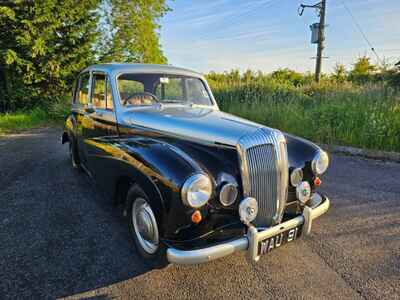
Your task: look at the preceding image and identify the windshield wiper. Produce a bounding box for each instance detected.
[161,100,187,104]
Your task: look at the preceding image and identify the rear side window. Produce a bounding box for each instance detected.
[78,73,90,105]
[91,73,106,109]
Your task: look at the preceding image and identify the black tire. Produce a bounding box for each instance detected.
[68,137,82,171]
[126,184,168,269]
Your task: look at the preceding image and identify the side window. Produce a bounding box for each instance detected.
[78,73,90,105]
[91,73,106,109]
[106,78,114,110]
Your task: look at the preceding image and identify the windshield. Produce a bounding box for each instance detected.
[117,73,213,106]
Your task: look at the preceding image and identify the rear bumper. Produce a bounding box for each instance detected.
[167,194,330,264]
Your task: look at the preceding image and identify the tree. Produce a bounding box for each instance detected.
[0,0,100,111]
[0,0,170,112]
[0,4,15,111]
[332,63,347,82]
[98,0,169,64]
[271,68,305,86]
[349,56,376,79]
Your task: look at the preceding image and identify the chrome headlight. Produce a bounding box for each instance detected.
[290,168,303,186]
[181,174,212,208]
[219,183,238,206]
[311,151,329,175]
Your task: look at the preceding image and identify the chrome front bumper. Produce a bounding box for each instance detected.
[167,195,330,264]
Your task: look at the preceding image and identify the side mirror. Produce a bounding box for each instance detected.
[85,103,95,113]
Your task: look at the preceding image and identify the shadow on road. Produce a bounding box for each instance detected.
[0,130,154,299]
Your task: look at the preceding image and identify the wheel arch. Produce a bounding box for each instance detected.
[113,172,167,236]
[61,131,69,144]
[63,114,78,144]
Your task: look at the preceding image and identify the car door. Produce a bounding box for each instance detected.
[73,71,91,166]
[83,71,118,173]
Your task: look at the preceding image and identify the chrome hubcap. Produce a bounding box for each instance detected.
[132,197,159,254]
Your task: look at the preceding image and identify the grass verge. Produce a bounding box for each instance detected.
[0,100,68,135]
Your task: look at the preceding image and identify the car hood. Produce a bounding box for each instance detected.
[119,105,267,146]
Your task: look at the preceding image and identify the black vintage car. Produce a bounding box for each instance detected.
[62,63,330,267]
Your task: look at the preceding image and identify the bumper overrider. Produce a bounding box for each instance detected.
[167,194,330,264]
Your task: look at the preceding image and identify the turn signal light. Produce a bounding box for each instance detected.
[191,210,202,224]
[314,177,321,186]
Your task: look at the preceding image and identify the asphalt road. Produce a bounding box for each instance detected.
[0,128,399,300]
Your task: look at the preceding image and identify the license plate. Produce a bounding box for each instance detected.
[258,225,303,255]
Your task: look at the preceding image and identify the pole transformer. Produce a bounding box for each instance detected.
[299,0,327,82]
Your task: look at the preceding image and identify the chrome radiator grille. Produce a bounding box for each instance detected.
[237,128,289,227]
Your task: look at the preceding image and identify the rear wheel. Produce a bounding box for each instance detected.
[126,185,168,268]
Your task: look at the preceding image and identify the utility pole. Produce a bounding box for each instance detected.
[299,0,327,82]
[315,0,326,82]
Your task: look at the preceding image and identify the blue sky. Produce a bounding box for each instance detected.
[160,0,400,73]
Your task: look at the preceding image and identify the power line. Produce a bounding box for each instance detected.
[220,0,281,30]
[197,0,281,41]
[341,0,382,64]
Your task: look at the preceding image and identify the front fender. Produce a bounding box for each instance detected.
[285,133,321,169]
[85,136,205,238]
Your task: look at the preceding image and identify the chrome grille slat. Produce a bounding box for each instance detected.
[237,128,289,227]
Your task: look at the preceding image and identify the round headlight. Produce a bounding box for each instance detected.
[219,183,238,206]
[181,174,212,208]
[239,197,258,225]
[312,151,329,175]
[290,168,303,186]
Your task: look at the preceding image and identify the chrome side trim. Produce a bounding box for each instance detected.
[166,195,330,265]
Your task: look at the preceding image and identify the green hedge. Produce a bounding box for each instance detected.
[210,79,400,152]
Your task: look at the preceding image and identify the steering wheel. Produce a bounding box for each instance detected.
[123,92,159,106]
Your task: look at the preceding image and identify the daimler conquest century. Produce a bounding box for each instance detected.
[62,63,330,267]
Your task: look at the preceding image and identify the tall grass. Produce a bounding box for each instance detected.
[0,108,49,134]
[2,76,399,153]
[209,76,400,152]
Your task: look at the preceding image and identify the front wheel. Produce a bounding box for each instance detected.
[127,185,168,268]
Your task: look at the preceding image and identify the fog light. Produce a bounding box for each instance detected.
[219,182,238,206]
[239,197,258,225]
[296,181,311,205]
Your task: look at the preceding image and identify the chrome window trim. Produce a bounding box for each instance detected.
[114,71,219,110]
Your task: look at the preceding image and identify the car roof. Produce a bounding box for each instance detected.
[81,63,204,78]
